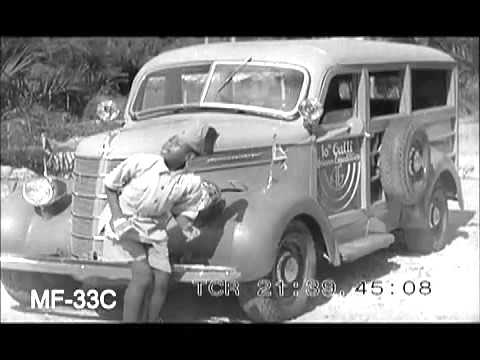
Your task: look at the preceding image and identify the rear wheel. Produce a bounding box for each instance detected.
[238,220,319,322]
[404,186,449,254]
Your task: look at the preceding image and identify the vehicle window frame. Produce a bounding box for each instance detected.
[367,69,406,118]
[364,64,409,122]
[316,66,362,130]
[409,64,454,112]
[200,60,311,119]
[129,61,311,121]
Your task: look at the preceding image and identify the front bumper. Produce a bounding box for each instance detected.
[0,254,241,283]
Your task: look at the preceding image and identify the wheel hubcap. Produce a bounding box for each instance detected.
[413,151,423,172]
[284,256,299,283]
[276,251,300,284]
[430,204,441,228]
[409,148,424,176]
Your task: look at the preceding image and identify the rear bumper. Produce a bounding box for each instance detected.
[0,254,241,283]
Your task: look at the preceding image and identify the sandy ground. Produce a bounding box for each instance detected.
[1,122,478,323]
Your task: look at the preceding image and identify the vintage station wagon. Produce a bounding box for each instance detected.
[0,39,463,322]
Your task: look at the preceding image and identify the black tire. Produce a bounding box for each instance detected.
[404,186,449,254]
[238,220,318,322]
[379,119,431,205]
[1,270,79,306]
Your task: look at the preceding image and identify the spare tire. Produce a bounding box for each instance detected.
[379,119,431,205]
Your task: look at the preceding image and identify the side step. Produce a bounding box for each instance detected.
[339,233,395,263]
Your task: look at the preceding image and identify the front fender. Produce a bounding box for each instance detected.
[1,189,35,254]
[224,185,335,282]
[1,189,72,257]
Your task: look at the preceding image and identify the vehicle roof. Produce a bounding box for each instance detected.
[142,38,455,72]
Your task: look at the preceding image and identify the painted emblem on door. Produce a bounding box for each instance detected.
[317,137,362,214]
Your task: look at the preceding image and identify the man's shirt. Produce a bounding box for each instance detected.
[103,153,203,220]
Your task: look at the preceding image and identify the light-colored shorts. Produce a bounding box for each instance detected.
[102,223,171,273]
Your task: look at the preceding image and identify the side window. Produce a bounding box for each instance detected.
[412,69,450,110]
[322,74,358,125]
[369,70,404,117]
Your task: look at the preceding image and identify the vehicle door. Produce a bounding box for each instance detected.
[314,68,371,243]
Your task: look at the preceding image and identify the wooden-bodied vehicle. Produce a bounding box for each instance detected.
[1,39,463,322]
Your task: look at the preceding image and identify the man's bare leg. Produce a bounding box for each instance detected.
[140,283,152,321]
[123,260,153,322]
[147,269,170,322]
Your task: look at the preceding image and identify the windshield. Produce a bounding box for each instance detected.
[132,61,307,118]
[133,64,210,112]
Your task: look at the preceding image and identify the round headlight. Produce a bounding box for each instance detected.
[22,177,54,206]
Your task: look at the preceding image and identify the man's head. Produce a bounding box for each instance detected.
[161,135,198,170]
[161,123,219,170]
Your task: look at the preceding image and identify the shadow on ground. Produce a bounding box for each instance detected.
[98,283,250,323]
[100,283,250,323]
[161,284,249,323]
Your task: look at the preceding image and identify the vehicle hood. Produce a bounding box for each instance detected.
[75,112,310,158]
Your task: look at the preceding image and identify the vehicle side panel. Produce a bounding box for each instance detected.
[188,144,338,281]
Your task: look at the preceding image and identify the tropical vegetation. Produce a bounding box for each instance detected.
[1,37,478,173]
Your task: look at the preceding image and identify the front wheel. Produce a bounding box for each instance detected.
[238,220,319,322]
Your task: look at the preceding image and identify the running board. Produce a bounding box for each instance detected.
[338,233,395,263]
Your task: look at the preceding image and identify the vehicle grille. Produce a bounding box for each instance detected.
[71,156,122,259]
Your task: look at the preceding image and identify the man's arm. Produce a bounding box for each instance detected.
[103,158,131,232]
[175,214,201,243]
[105,187,125,230]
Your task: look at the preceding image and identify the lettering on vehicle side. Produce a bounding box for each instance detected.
[188,148,271,171]
[317,137,362,214]
[206,151,264,164]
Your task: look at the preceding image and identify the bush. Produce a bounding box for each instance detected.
[42,117,123,141]
[1,104,121,144]
[1,104,123,172]
[0,147,45,174]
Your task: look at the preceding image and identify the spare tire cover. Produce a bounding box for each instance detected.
[379,119,431,205]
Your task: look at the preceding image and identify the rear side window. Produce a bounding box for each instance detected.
[412,69,450,110]
[369,70,404,117]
